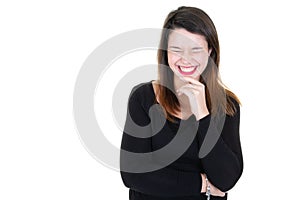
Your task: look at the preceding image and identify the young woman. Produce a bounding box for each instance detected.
[120,6,243,200]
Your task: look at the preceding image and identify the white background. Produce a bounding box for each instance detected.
[1,0,299,199]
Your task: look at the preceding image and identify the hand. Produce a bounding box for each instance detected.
[200,173,226,197]
[207,179,226,197]
[176,77,209,120]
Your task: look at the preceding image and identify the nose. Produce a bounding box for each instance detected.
[180,51,193,65]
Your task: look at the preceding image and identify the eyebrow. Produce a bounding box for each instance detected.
[168,46,204,50]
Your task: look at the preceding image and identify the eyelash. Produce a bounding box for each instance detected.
[171,50,182,53]
[193,50,203,53]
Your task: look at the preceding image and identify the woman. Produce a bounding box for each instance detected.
[120,6,243,200]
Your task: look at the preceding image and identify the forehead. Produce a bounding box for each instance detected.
[168,28,208,47]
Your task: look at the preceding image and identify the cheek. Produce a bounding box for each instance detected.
[167,52,180,66]
[194,54,209,66]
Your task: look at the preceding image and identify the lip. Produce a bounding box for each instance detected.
[177,65,198,75]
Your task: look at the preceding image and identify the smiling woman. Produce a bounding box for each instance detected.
[120,6,243,200]
[167,29,211,78]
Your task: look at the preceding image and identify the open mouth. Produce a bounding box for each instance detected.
[177,65,198,75]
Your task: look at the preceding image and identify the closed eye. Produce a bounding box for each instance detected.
[192,47,204,52]
[168,46,183,53]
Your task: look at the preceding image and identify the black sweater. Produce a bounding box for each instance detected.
[120,81,243,200]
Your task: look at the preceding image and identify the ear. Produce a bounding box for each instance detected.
[208,49,212,56]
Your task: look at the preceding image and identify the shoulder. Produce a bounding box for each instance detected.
[129,81,153,100]
[225,90,241,117]
[131,81,153,96]
[228,95,240,108]
[128,81,155,109]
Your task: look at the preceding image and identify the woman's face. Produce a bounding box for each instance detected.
[167,28,211,80]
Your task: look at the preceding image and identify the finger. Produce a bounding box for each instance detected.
[177,88,191,97]
[177,87,200,96]
[177,91,182,96]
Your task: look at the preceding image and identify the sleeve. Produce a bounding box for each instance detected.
[199,100,243,192]
[120,86,203,197]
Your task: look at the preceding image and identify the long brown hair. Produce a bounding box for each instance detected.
[156,6,240,122]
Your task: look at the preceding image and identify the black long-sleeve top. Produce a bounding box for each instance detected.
[120,81,243,200]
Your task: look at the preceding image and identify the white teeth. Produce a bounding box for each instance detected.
[179,66,196,72]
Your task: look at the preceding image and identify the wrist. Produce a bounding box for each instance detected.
[200,173,206,193]
[196,110,209,121]
[205,175,211,199]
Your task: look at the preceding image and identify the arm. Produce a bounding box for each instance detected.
[200,100,243,192]
[120,86,203,197]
